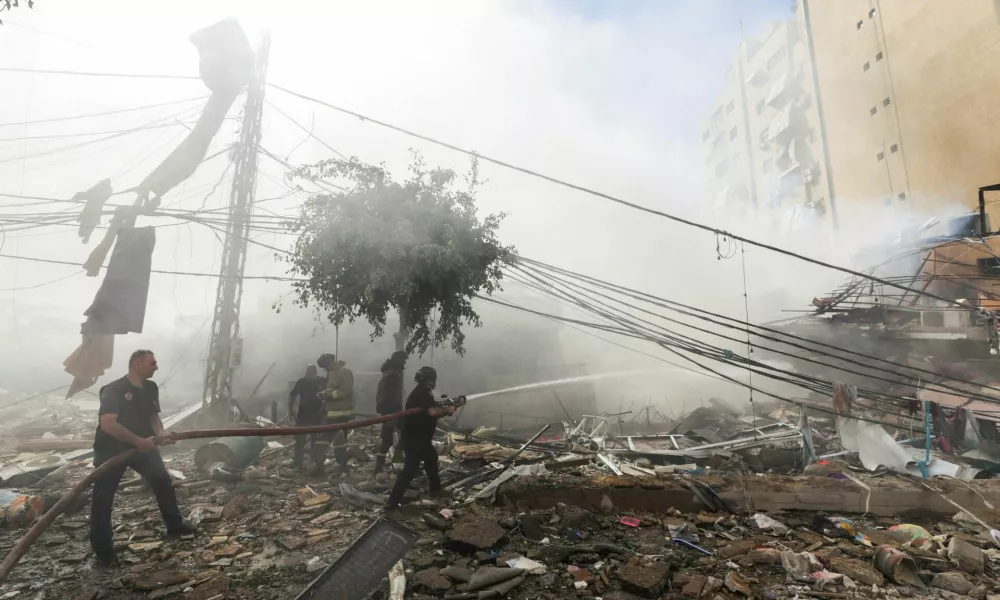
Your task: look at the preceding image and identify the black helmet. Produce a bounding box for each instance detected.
[414,366,437,388]
[317,353,336,369]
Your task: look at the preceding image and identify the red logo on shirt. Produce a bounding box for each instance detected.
[124,392,133,402]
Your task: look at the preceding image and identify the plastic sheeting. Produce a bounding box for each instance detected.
[836,416,981,480]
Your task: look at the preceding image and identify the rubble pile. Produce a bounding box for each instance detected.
[1,394,999,598]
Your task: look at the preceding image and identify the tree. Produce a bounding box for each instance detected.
[282,152,517,355]
[0,0,34,23]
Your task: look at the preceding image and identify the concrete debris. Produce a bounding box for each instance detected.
[932,571,975,595]
[2,400,1000,600]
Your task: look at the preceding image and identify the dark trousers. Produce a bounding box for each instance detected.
[89,450,184,558]
[293,411,323,466]
[386,439,440,507]
[374,422,399,474]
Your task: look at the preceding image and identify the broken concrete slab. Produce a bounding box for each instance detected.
[133,570,191,591]
[932,571,974,595]
[830,557,884,587]
[127,541,163,553]
[947,536,985,574]
[412,568,452,594]
[724,572,751,596]
[618,557,669,598]
[503,472,1000,519]
[444,516,507,553]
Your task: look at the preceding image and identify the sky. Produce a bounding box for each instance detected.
[0,0,865,402]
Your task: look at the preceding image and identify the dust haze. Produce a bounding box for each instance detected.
[0,0,973,424]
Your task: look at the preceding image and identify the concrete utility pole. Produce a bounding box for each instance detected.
[203,34,270,420]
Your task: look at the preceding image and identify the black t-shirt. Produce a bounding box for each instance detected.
[400,385,438,443]
[93,377,160,455]
[291,377,323,417]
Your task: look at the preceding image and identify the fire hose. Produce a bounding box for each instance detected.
[0,407,425,582]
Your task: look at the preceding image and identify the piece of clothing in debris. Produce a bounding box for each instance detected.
[386,437,441,508]
[322,365,355,418]
[293,409,323,468]
[376,366,404,415]
[291,376,324,420]
[89,449,184,559]
[313,414,352,473]
[400,385,438,443]
[93,376,160,455]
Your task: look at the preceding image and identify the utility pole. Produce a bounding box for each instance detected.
[203,34,270,421]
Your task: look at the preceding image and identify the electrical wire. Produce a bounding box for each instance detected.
[264,98,347,160]
[0,96,208,128]
[0,252,297,280]
[514,259,1000,407]
[267,82,980,310]
[517,256,1000,401]
[0,66,201,81]
[0,103,203,166]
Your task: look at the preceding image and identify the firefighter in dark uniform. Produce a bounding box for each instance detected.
[288,364,323,470]
[374,351,407,476]
[386,366,464,511]
[89,350,195,568]
[313,353,354,476]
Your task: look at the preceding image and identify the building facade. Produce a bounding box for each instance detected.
[702,20,835,228]
[803,0,1000,231]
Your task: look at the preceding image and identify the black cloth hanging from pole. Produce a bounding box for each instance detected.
[82,227,156,335]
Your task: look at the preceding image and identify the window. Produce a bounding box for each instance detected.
[870,106,877,116]
[898,192,907,201]
[763,158,773,173]
[715,162,729,177]
[883,97,891,107]
[729,127,738,140]
[863,61,870,72]
[877,152,885,161]
[756,100,764,115]
[857,20,863,30]
[890,143,899,153]
[876,51,884,62]
[807,128,816,143]
[869,8,876,18]
[726,101,736,114]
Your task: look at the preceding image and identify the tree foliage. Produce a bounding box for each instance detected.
[282,152,517,355]
[0,0,34,24]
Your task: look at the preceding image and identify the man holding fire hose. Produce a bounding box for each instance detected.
[386,366,465,513]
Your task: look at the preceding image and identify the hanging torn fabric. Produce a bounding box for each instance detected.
[83,206,130,277]
[84,227,156,335]
[134,20,253,200]
[75,179,113,244]
[65,227,155,398]
[64,334,114,399]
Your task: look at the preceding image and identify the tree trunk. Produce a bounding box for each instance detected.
[393,305,409,352]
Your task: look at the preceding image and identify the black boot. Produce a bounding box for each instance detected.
[374,455,386,475]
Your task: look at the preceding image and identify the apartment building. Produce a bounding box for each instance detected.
[803,0,1000,231]
[702,20,835,228]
